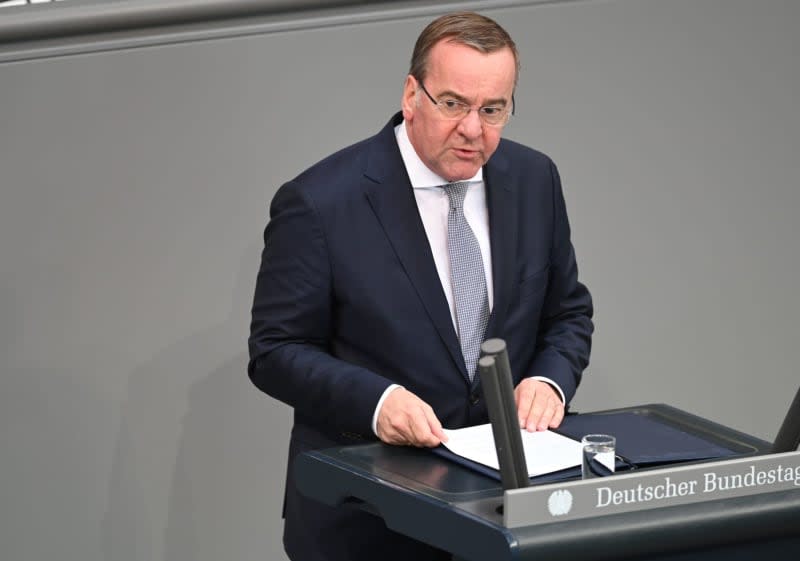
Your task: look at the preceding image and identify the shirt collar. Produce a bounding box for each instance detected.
[395,120,483,189]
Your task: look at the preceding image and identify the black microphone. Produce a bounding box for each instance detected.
[773,385,800,453]
[479,339,529,489]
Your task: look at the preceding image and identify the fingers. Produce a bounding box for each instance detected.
[515,379,565,432]
[376,388,445,447]
[422,404,448,443]
[376,380,563,446]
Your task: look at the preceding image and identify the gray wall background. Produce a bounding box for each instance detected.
[0,0,797,560]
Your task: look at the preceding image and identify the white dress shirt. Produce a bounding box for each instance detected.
[396,121,494,320]
[370,121,563,435]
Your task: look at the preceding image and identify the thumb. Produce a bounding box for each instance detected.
[423,406,447,444]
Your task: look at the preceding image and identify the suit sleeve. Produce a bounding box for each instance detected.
[527,161,594,403]
[247,181,392,436]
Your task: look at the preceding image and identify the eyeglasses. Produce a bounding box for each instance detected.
[416,79,514,127]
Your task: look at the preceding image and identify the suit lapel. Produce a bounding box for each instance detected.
[362,116,467,378]
[462,154,516,394]
[484,150,517,342]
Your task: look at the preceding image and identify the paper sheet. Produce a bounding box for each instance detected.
[442,423,583,477]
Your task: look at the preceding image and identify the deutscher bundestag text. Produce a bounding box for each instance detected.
[596,464,800,508]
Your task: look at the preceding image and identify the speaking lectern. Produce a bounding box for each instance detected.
[294,404,800,561]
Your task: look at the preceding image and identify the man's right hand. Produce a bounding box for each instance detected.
[376,387,447,447]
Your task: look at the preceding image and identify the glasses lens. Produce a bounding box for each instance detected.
[480,107,509,126]
[439,100,468,119]
[431,96,510,126]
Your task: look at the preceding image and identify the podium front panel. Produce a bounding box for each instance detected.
[295,404,799,560]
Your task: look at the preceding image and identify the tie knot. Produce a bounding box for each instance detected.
[442,181,470,209]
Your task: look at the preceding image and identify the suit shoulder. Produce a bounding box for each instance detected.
[496,137,555,170]
[492,139,561,194]
[268,134,376,217]
[293,136,372,188]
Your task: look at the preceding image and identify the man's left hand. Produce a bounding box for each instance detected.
[514,379,564,432]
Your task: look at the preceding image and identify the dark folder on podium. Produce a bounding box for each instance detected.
[434,338,744,485]
[433,410,742,484]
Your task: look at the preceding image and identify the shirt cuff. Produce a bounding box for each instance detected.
[371,384,404,436]
[529,376,566,404]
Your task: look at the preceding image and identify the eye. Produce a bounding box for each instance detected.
[441,99,462,110]
[481,106,503,116]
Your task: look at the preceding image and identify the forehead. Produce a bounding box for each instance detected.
[425,40,516,100]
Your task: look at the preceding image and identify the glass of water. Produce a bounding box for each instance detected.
[581,434,616,479]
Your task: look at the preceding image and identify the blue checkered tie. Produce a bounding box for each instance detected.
[443,182,490,381]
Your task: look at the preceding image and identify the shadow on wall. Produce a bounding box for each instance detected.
[101,245,292,561]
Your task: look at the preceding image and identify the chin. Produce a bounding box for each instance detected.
[447,168,481,182]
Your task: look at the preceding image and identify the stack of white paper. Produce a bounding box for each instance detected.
[441,423,583,477]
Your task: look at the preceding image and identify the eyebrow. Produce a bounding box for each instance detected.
[436,88,509,107]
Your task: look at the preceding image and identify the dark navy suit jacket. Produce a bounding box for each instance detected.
[248,112,593,560]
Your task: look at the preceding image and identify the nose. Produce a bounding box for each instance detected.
[457,108,483,139]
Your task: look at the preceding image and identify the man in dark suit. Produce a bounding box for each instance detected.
[248,11,593,561]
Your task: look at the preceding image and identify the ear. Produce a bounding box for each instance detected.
[401,75,418,122]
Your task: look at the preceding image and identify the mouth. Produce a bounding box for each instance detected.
[453,147,481,159]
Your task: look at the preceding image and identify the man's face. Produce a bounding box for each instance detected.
[402,40,516,182]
